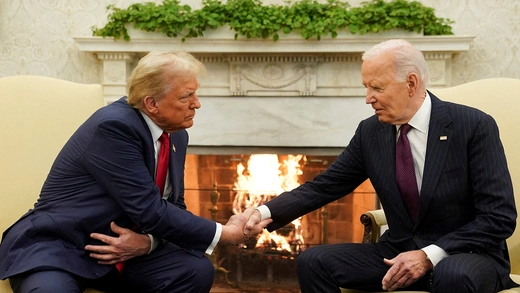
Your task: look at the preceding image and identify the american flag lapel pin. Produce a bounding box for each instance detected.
[440,135,448,141]
[172,143,176,152]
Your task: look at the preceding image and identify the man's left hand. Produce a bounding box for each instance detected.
[85,221,151,265]
[381,250,433,291]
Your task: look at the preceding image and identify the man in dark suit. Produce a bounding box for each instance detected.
[245,39,518,292]
[0,51,269,293]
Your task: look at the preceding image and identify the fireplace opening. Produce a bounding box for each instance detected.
[184,152,376,291]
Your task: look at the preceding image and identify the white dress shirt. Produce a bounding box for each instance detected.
[140,111,220,255]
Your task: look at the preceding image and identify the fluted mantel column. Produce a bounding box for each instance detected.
[96,52,137,102]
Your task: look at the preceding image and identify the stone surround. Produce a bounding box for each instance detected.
[75,33,473,149]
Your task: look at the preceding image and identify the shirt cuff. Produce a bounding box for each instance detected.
[256,205,271,221]
[422,244,448,267]
[148,234,161,254]
[205,222,222,255]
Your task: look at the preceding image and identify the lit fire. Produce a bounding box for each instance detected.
[233,154,305,253]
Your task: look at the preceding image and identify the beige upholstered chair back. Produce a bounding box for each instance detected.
[434,78,520,274]
[0,75,104,238]
[0,75,104,292]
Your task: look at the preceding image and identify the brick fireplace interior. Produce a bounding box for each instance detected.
[184,151,376,290]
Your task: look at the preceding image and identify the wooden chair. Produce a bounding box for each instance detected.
[342,78,520,293]
[0,75,105,293]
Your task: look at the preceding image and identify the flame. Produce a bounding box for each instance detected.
[256,229,292,252]
[233,154,305,253]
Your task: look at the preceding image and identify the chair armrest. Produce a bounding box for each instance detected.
[360,209,387,243]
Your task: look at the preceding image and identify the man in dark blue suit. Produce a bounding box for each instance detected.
[245,39,518,293]
[0,51,269,293]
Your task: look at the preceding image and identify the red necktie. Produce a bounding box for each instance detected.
[156,131,170,197]
[115,131,170,273]
[395,124,420,222]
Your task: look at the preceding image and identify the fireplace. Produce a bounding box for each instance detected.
[184,152,376,288]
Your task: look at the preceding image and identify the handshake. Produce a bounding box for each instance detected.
[219,208,273,245]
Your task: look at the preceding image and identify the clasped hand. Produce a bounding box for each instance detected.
[220,207,272,244]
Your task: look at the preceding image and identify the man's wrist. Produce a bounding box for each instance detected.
[219,225,233,244]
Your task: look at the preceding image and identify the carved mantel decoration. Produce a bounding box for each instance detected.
[229,56,317,97]
[74,34,474,149]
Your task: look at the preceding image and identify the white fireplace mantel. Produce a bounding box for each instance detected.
[74,34,474,149]
[75,34,474,54]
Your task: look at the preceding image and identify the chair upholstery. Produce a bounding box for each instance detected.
[0,75,105,293]
[342,78,520,293]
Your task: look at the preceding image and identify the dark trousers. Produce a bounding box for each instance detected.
[10,242,214,293]
[296,243,503,293]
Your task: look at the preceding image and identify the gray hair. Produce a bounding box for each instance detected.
[362,39,429,87]
[127,51,206,108]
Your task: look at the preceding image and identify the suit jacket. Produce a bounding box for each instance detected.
[265,92,517,287]
[0,97,216,280]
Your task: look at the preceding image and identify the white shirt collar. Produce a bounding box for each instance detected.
[400,91,431,134]
[139,110,163,142]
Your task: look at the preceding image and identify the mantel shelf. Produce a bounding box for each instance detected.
[74,35,474,54]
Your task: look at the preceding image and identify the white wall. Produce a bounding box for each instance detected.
[1,0,518,84]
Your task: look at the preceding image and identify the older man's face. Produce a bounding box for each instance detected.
[361,52,414,125]
[153,76,201,133]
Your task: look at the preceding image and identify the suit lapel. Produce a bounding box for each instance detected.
[377,122,397,183]
[132,105,156,179]
[418,93,453,223]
